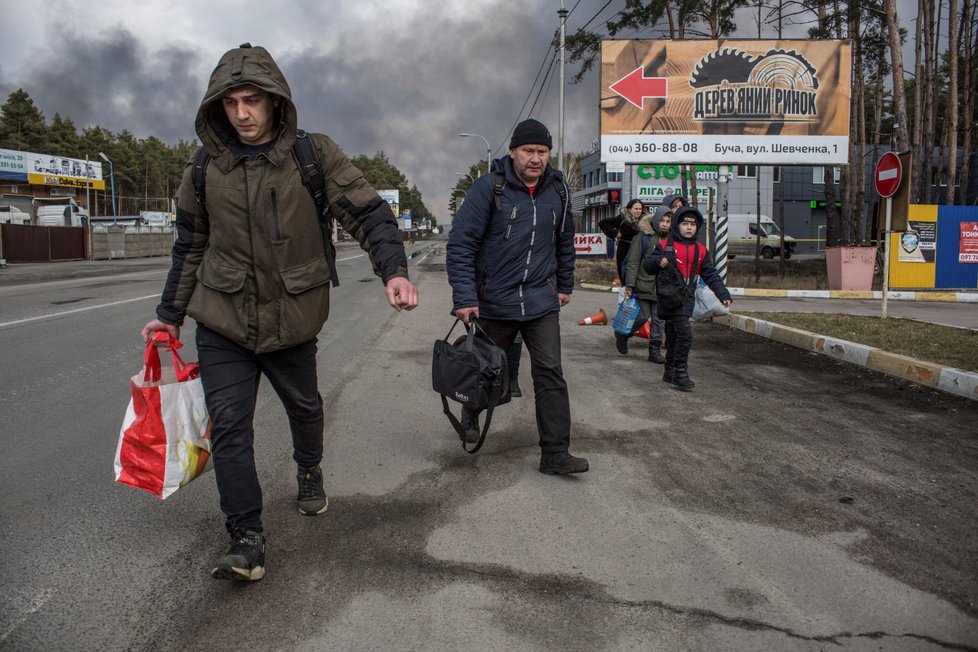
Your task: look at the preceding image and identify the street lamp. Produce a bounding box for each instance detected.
[98,152,117,223]
[459,133,492,177]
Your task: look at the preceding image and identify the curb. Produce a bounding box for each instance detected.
[715,313,978,402]
[729,288,978,302]
[578,283,978,303]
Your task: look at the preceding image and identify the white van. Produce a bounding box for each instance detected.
[0,205,31,224]
[725,214,796,259]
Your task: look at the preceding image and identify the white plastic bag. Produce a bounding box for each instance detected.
[691,279,729,321]
[114,333,213,499]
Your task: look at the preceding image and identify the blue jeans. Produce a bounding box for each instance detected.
[196,324,324,535]
[477,312,572,454]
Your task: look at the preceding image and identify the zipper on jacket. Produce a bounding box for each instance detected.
[270,188,281,240]
[503,206,518,240]
[518,199,539,318]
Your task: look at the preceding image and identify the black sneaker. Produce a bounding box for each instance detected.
[211,530,266,581]
[461,408,481,443]
[510,377,522,398]
[539,451,589,475]
[297,465,329,515]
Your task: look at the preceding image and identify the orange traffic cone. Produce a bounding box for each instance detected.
[579,309,608,326]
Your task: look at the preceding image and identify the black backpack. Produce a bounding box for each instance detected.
[656,237,700,312]
[190,129,339,286]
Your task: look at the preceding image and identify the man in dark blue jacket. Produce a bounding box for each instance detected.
[446,119,588,475]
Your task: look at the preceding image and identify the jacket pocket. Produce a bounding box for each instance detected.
[278,256,331,345]
[189,256,250,344]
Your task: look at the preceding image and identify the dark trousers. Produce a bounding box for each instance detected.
[478,312,571,454]
[506,333,523,381]
[629,297,664,346]
[196,324,324,535]
[663,315,693,368]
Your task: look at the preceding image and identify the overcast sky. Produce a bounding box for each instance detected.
[1,0,918,222]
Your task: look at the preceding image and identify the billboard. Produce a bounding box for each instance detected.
[378,189,400,218]
[601,40,852,165]
[0,148,106,190]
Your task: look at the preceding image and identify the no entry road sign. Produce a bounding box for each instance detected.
[875,152,902,198]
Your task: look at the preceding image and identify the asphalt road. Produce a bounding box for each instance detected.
[1,242,976,651]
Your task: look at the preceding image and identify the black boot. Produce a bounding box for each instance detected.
[672,365,695,391]
[662,364,674,383]
[460,408,481,443]
[614,332,629,355]
[648,344,665,364]
[509,376,522,398]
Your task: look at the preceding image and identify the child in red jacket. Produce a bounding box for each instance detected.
[644,207,732,391]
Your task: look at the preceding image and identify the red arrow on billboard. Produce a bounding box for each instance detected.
[610,67,669,109]
[576,246,593,253]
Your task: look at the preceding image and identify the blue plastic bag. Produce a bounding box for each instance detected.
[612,296,640,334]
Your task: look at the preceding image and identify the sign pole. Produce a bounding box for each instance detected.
[882,196,892,319]
[715,165,730,284]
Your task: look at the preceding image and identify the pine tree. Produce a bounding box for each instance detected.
[0,89,47,152]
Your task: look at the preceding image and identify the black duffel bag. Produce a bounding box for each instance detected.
[432,318,511,453]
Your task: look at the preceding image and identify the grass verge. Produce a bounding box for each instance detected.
[739,312,978,373]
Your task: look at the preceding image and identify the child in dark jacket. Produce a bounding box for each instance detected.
[643,206,732,391]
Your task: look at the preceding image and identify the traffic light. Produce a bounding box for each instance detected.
[607,189,620,205]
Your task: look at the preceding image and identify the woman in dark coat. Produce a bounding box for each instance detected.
[599,198,645,281]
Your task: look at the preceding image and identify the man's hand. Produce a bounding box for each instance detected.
[455,306,479,324]
[141,319,180,343]
[722,299,732,307]
[622,287,632,298]
[385,277,419,312]
[558,293,571,307]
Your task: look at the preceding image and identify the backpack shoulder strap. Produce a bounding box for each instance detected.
[292,129,329,221]
[191,146,210,210]
[492,169,506,213]
[552,176,567,215]
[292,129,339,287]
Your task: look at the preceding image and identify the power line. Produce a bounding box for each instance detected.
[504,0,617,155]
[528,48,559,117]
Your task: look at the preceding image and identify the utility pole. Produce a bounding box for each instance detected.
[557,3,568,171]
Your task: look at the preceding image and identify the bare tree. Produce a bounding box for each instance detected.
[946,0,960,202]
[884,0,911,154]
[959,0,975,203]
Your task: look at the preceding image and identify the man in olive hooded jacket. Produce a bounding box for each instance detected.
[141,44,418,581]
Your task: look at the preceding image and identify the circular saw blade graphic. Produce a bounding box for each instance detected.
[748,50,819,90]
[689,49,758,88]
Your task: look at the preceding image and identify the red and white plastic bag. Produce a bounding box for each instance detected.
[114,332,213,499]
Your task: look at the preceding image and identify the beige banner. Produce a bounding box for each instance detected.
[600,39,852,164]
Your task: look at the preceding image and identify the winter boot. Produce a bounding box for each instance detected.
[662,363,674,384]
[614,332,629,355]
[461,407,481,443]
[509,376,522,398]
[648,343,665,364]
[672,365,695,391]
[539,451,590,475]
